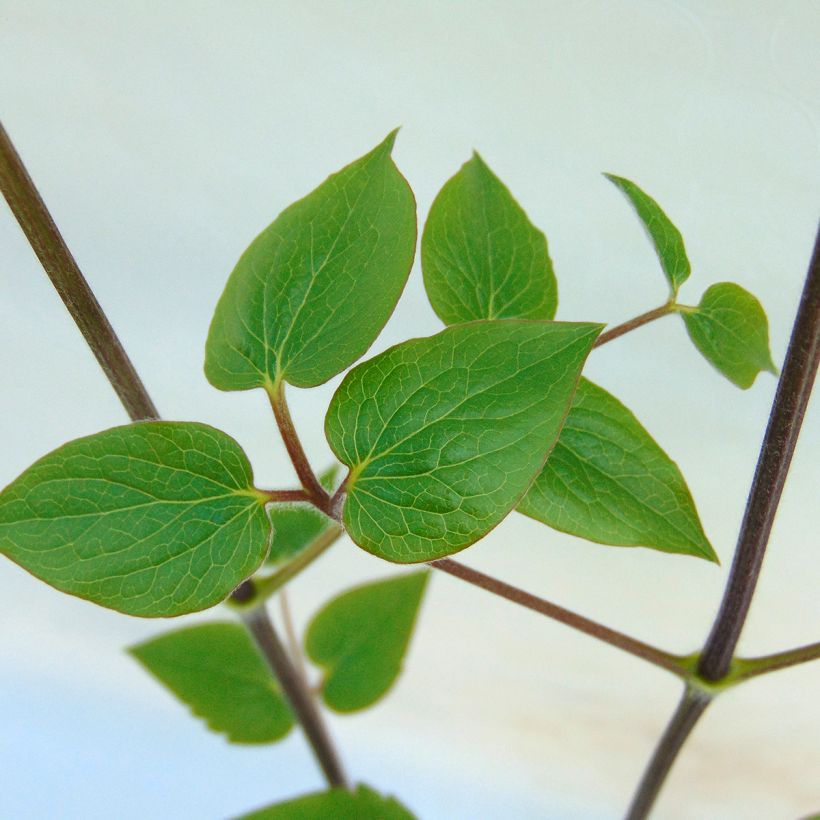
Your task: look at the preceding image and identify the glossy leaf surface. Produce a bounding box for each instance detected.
[519,379,717,561]
[266,465,338,565]
[605,173,690,295]
[0,422,270,617]
[130,623,293,743]
[422,153,557,323]
[237,785,415,820]
[325,320,601,562]
[205,131,417,391]
[680,282,777,389]
[305,572,428,712]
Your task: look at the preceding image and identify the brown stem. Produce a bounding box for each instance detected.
[624,686,711,820]
[268,383,332,512]
[0,120,158,422]
[241,606,349,789]
[733,640,820,683]
[429,558,686,677]
[279,589,310,685]
[593,302,676,348]
[261,488,312,504]
[698,225,820,682]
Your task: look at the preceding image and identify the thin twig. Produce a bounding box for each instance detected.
[624,686,711,820]
[593,302,676,348]
[0,120,158,422]
[429,558,686,677]
[268,383,332,512]
[733,640,820,683]
[0,123,349,790]
[699,226,820,681]
[241,606,349,789]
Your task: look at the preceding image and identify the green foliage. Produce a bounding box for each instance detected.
[0,422,270,617]
[605,173,690,295]
[130,623,293,743]
[205,131,417,392]
[236,785,415,820]
[325,320,601,562]
[305,572,429,713]
[680,282,777,389]
[518,379,717,561]
[422,152,557,323]
[266,465,339,565]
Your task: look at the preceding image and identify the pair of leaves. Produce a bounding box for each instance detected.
[421,157,719,560]
[237,785,414,820]
[130,573,429,743]
[606,174,776,388]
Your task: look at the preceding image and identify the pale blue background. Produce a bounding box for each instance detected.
[1,2,818,818]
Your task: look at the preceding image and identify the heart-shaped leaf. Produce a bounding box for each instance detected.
[0,422,270,617]
[422,152,557,324]
[305,572,428,713]
[680,282,777,389]
[236,785,415,820]
[518,378,717,561]
[205,131,417,391]
[130,623,293,743]
[605,173,690,295]
[325,320,601,562]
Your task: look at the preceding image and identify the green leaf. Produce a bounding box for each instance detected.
[604,173,690,295]
[680,282,777,389]
[518,379,717,561]
[130,623,293,744]
[325,320,601,562]
[236,785,415,820]
[266,465,339,565]
[0,422,270,617]
[421,152,557,324]
[305,572,428,713]
[205,131,417,391]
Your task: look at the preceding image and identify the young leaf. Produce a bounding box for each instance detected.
[237,784,415,820]
[421,152,557,324]
[305,572,428,713]
[0,422,270,617]
[205,131,417,392]
[266,464,338,565]
[604,174,690,295]
[680,282,777,389]
[325,320,602,562]
[130,623,293,744]
[518,379,717,561]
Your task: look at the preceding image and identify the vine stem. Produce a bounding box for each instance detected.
[0,120,158,422]
[593,302,676,348]
[626,224,820,819]
[0,122,349,792]
[429,558,686,677]
[241,605,349,789]
[733,640,820,682]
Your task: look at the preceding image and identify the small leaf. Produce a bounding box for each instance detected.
[605,174,690,295]
[0,422,270,617]
[266,465,339,565]
[422,152,557,323]
[205,131,417,391]
[305,572,429,713]
[325,320,601,562]
[130,623,293,744]
[236,784,415,820]
[518,379,717,561]
[680,282,777,389]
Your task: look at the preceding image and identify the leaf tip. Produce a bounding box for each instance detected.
[380,127,401,153]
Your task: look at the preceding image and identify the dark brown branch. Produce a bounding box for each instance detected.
[593,303,675,348]
[241,606,349,789]
[734,640,820,683]
[625,686,711,820]
[0,120,158,422]
[699,225,820,681]
[430,558,686,677]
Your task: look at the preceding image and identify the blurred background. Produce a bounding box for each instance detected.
[1,2,818,818]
